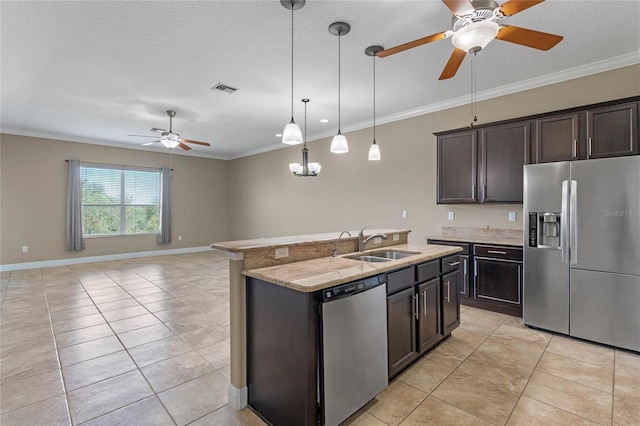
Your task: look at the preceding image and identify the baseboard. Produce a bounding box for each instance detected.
[228,384,248,410]
[0,246,217,272]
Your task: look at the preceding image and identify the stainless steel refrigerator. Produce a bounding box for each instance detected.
[523,155,640,352]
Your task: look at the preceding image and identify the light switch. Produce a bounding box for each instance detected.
[509,212,517,222]
[402,210,408,219]
[448,211,455,221]
[393,234,399,241]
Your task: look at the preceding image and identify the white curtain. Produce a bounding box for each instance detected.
[157,167,172,244]
[65,159,85,251]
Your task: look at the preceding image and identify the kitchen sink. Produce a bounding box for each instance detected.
[346,250,420,263]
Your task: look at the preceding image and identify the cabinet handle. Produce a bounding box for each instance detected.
[588,137,592,157]
[474,261,478,277]
[487,250,507,255]
[471,184,476,198]
[445,281,450,303]
[448,261,460,267]
[423,290,427,316]
[413,294,419,320]
[572,139,577,158]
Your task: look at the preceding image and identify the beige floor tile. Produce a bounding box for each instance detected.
[117,323,176,349]
[144,297,189,313]
[133,290,174,304]
[613,393,640,426]
[538,351,614,393]
[187,405,266,426]
[48,295,94,312]
[474,336,543,369]
[459,307,507,334]
[95,297,141,313]
[546,335,615,370]
[128,286,164,297]
[108,313,161,334]
[141,351,215,393]
[0,332,57,360]
[67,370,153,424]
[0,348,60,383]
[342,408,388,425]
[58,335,124,367]
[55,323,114,348]
[91,291,131,305]
[456,350,533,393]
[365,380,427,426]
[507,395,600,425]
[448,324,490,352]
[197,338,231,369]
[0,369,65,414]
[0,322,54,348]
[399,396,491,426]
[0,312,50,332]
[62,350,137,391]
[615,349,640,378]
[0,394,70,426]
[101,305,150,322]
[426,339,474,369]
[398,357,453,394]
[615,370,640,399]
[432,370,520,425]
[158,370,229,426]
[52,312,106,334]
[523,370,612,424]
[179,323,230,350]
[128,335,193,367]
[49,304,100,322]
[82,396,174,426]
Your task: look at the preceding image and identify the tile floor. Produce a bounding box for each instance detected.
[1,251,638,425]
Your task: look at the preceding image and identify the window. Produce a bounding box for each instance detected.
[80,164,161,236]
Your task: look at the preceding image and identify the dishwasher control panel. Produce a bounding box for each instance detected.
[322,274,385,302]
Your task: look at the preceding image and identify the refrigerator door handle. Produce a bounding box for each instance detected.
[561,180,570,264]
[570,180,578,264]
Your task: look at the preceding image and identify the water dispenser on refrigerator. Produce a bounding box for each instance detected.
[529,212,561,248]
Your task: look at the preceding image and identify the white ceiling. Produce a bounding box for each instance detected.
[2,0,639,160]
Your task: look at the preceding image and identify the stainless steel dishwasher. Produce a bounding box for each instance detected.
[320,274,388,426]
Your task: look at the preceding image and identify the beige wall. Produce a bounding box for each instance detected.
[0,135,229,265]
[226,65,640,243]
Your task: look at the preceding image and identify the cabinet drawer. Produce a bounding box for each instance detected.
[474,245,522,261]
[417,260,440,282]
[442,255,461,274]
[387,267,416,294]
[427,240,471,255]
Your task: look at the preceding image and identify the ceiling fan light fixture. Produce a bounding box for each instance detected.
[161,133,181,149]
[282,119,303,145]
[452,20,499,53]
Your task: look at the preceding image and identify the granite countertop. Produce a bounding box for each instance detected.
[211,229,410,252]
[243,243,462,293]
[427,234,524,247]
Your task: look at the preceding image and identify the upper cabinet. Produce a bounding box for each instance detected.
[534,113,583,163]
[437,121,530,204]
[587,102,639,159]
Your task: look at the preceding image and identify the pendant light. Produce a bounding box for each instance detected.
[365,45,383,161]
[281,1,305,145]
[329,21,351,154]
[289,99,321,177]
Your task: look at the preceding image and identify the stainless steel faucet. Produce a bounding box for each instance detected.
[333,231,352,257]
[358,225,388,252]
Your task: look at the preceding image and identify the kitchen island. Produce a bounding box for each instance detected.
[212,229,462,425]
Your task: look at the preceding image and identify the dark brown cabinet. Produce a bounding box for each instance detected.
[587,102,639,159]
[534,113,582,163]
[387,286,418,378]
[427,241,472,299]
[437,130,477,203]
[442,270,460,335]
[417,278,441,353]
[436,122,529,204]
[473,244,523,317]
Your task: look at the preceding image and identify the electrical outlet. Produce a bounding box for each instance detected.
[22,246,28,253]
[448,211,455,221]
[374,237,382,244]
[393,234,399,241]
[402,210,408,219]
[178,235,182,241]
[275,247,289,259]
[509,212,517,222]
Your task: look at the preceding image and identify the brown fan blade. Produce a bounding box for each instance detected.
[499,0,545,17]
[178,142,192,151]
[496,25,563,51]
[442,0,474,16]
[439,48,467,80]
[377,31,449,58]
[181,139,211,147]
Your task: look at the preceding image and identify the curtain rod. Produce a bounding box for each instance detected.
[65,160,173,171]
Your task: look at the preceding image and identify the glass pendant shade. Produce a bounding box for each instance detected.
[330,132,348,154]
[282,119,303,145]
[452,20,499,53]
[161,134,181,149]
[368,141,381,161]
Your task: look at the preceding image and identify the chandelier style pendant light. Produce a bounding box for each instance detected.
[365,45,383,161]
[280,0,305,145]
[289,99,321,177]
[329,21,351,154]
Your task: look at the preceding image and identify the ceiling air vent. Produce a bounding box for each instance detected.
[210,83,238,94]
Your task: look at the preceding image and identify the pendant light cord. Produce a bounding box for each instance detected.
[303,99,307,148]
[290,5,294,120]
[471,52,477,126]
[337,30,341,132]
[373,54,376,141]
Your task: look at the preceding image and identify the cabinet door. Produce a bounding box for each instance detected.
[479,121,530,203]
[387,287,417,378]
[437,130,477,204]
[459,254,471,299]
[417,279,441,353]
[474,258,522,306]
[442,270,460,336]
[534,113,582,163]
[587,102,639,159]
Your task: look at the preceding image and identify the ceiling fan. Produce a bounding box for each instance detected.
[129,110,211,151]
[377,0,563,80]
